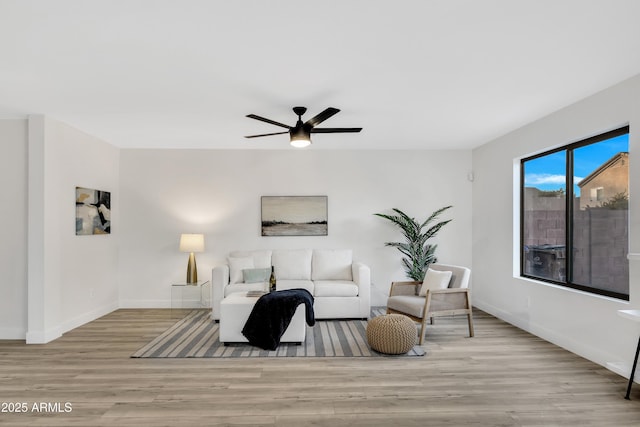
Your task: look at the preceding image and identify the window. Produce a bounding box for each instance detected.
[589,187,605,202]
[521,126,630,300]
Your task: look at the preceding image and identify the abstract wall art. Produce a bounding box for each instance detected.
[76,187,111,235]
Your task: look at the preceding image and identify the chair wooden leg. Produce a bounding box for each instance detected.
[419,318,428,345]
[465,291,474,337]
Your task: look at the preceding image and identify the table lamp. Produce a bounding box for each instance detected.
[179,233,204,283]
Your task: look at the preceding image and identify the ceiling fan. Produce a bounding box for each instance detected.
[245,106,362,147]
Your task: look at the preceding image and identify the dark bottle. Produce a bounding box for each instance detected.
[269,266,276,292]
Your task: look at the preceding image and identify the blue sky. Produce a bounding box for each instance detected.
[524,133,629,195]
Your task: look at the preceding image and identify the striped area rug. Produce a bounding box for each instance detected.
[132,308,425,358]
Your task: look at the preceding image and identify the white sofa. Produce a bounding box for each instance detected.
[211,249,371,320]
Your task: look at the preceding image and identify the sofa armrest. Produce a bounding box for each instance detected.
[211,264,229,320]
[352,262,371,288]
[352,262,371,318]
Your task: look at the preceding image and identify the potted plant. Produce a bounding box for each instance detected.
[374,206,452,281]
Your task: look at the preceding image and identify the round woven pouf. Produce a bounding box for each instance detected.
[366,314,417,355]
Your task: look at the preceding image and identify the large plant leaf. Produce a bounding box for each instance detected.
[374,206,452,281]
[420,205,452,229]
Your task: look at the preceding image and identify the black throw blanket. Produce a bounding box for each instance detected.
[241,288,315,350]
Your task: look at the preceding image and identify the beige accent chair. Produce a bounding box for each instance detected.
[386,263,473,345]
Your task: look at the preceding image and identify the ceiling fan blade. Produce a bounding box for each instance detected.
[311,127,362,133]
[244,131,289,139]
[246,114,291,129]
[305,107,340,127]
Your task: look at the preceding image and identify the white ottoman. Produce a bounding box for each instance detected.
[219,291,306,344]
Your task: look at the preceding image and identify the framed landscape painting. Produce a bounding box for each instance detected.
[261,196,328,236]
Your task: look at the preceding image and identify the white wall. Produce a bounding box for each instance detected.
[118,149,473,307]
[472,74,640,376]
[0,119,28,338]
[26,116,120,343]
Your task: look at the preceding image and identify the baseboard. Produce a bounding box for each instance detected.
[119,299,170,308]
[473,299,622,376]
[26,326,62,344]
[25,301,118,344]
[607,361,639,383]
[119,298,208,309]
[0,326,27,340]
[60,301,119,335]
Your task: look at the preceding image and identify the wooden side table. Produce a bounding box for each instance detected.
[618,309,640,400]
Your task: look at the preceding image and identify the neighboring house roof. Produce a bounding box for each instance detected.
[577,152,628,188]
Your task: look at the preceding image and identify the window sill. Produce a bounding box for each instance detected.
[515,275,630,305]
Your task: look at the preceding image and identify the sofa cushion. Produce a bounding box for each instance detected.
[272,249,312,280]
[314,280,359,297]
[243,267,271,284]
[275,279,314,294]
[312,249,353,281]
[228,256,255,284]
[419,268,452,296]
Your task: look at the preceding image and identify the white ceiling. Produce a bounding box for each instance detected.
[2,0,640,150]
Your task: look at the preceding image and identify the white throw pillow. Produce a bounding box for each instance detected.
[228,250,272,269]
[272,249,312,280]
[312,249,353,281]
[228,256,254,284]
[419,268,452,296]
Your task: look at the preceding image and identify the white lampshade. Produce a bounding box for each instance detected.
[179,233,204,253]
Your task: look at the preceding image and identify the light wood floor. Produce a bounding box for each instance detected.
[0,309,639,426]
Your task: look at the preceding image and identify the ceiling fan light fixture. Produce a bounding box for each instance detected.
[290,137,311,148]
[290,128,311,148]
